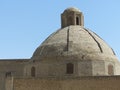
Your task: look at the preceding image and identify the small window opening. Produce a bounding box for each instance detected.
[76,17,79,25]
[6,72,12,77]
[31,67,35,77]
[108,64,114,75]
[66,63,74,74]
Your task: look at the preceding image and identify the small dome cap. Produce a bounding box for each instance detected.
[64,7,81,12]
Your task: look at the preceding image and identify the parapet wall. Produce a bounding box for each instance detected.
[6,76,120,90]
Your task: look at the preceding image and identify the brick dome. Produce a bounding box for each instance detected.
[32,25,118,61]
[32,7,118,62]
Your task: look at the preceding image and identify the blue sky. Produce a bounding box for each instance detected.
[0,0,120,59]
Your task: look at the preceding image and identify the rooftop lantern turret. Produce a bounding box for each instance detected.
[61,7,84,28]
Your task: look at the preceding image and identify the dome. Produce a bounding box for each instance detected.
[32,7,118,62]
[32,26,118,61]
[30,7,120,77]
[64,7,81,12]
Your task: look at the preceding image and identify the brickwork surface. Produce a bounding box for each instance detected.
[8,76,120,90]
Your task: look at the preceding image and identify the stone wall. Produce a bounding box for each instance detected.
[25,59,120,78]
[25,60,93,77]
[6,76,120,90]
[78,60,92,76]
[0,59,29,90]
[92,60,105,76]
[5,77,13,90]
[25,60,77,77]
[115,61,120,75]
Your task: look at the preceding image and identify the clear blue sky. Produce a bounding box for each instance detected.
[0,0,120,59]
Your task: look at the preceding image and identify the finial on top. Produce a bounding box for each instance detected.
[64,7,81,12]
